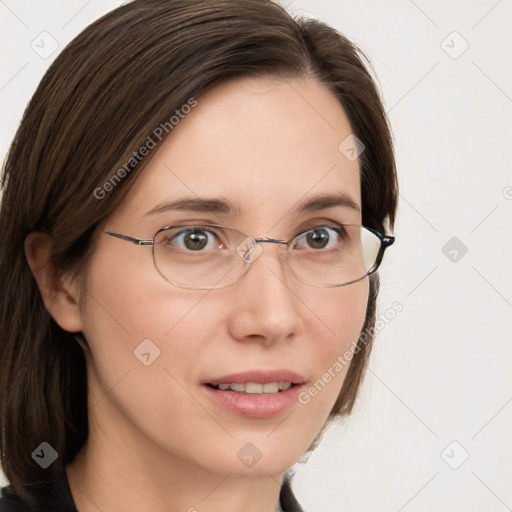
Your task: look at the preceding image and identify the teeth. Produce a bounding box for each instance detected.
[245,383,263,394]
[212,381,293,394]
[262,382,279,393]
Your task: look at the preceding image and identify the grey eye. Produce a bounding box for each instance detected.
[294,227,342,250]
[170,228,217,251]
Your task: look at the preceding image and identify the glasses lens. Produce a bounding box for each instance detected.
[153,225,245,289]
[361,227,383,273]
[289,225,382,286]
[152,224,384,289]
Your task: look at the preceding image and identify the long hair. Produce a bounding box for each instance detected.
[0,0,398,505]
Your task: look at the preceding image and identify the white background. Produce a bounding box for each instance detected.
[1,1,511,511]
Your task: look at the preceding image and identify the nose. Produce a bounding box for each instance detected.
[226,242,302,344]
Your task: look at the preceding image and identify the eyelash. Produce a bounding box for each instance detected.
[164,223,349,252]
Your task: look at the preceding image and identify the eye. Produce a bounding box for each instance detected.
[293,226,344,250]
[168,228,223,251]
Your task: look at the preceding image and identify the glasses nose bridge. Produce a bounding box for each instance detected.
[237,236,288,267]
[254,237,288,260]
[254,237,287,246]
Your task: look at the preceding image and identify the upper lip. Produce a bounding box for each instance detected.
[204,369,306,386]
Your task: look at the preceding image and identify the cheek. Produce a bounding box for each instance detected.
[80,239,220,345]
[308,278,369,358]
[78,247,226,409]
[79,258,246,470]
[79,247,371,477]
[297,279,369,416]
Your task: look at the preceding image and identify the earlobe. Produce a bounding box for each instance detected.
[24,232,84,333]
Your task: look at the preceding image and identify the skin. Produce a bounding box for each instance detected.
[26,76,369,512]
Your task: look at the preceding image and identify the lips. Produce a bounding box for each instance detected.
[210,382,292,393]
[201,370,306,419]
[204,369,306,387]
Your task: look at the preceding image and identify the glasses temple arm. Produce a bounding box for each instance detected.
[105,232,154,246]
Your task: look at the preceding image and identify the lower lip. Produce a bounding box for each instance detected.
[201,384,304,419]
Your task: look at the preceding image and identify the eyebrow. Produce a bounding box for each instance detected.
[297,192,360,214]
[144,192,360,217]
[145,197,239,217]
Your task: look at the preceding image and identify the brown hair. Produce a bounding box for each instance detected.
[0,0,397,504]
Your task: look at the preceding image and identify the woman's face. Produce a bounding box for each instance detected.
[77,76,369,477]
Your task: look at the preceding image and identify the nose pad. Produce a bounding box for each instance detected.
[235,237,264,264]
[235,237,290,268]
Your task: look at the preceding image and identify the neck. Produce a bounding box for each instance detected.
[66,396,284,512]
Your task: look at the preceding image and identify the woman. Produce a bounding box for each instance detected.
[0,1,398,510]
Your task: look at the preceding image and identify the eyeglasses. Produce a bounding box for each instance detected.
[105,223,395,290]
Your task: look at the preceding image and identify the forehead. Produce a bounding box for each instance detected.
[114,76,361,227]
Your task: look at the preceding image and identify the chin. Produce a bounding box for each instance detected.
[198,434,310,478]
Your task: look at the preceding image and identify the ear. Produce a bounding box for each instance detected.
[24,232,84,333]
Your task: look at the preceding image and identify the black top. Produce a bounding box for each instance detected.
[0,470,304,512]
